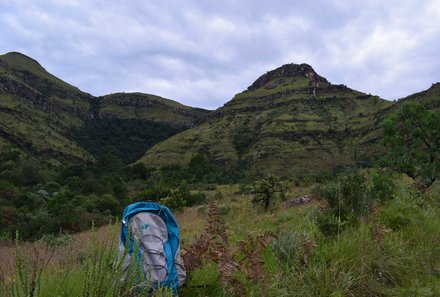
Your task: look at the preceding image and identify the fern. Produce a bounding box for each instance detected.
[183,201,276,295]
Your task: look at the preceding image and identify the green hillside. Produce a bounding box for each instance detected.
[0,52,95,165]
[397,82,440,108]
[0,52,210,165]
[137,63,395,177]
[99,92,209,127]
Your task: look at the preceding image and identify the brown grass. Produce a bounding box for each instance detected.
[0,206,204,280]
[0,224,119,280]
[175,206,205,237]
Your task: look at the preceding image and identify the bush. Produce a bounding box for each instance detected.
[338,170,371,217]
[314,169,380,236]
[160,188,186,212]
[315,211,346,237]
[377,197,418,231]
[314,182,339,210]
[185,191,206,207]
[368,170,396,202]
[95,194,120,215]
[0,180,19,203]
[39,233,72,248]
[43,181,61,194]
[252,175,283,211]
[317,170,372,219]
[217,203,231,216]
[382,102,440,188]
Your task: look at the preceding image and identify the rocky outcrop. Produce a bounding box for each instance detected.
[0,76,91,118]
[284,195,313,208]
[247,63,329,91]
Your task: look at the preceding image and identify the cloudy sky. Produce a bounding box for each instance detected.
[1,0,439,109]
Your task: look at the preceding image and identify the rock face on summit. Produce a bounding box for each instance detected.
[247,64,328,91]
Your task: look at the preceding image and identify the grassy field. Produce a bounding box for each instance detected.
[1,172,439,297]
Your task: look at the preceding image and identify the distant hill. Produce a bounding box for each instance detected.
[137,63,438,177]
[98,92,209,127]
[0,52,210,165]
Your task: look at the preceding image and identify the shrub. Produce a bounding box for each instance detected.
[314,182,339,210]
[95,194,120,215]
[382,102,440,188]
[0,180,20,204]
[315,169,376,236]
[318,170,372,219]
[251,175,283,211]
[39,233,72,248]
[185,191,206,207]
[217,203,231,216]
[338,170,371,217]
[160,188,186,212]
[368,170,396,202]
[315,211,345,237]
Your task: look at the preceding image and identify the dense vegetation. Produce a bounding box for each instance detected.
[382,102,440,187]
[70,118,184,164]
[0,149,245,240]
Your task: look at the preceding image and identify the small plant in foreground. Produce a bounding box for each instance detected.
[368,170,396,202]
[183,200,275,296]
[0,232,55,297]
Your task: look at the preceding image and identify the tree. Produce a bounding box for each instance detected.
[383,102,440,188]
[188,154,213,180]
[251,175,283,211]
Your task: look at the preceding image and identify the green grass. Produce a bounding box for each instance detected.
[1,174,440,296]
[1,52,211,167]
[99,92,210,126]
[0,94,93,164]
[0,52,84,95]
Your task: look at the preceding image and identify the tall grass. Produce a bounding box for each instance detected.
[1,179,439,296]
[0,232,56,297]
[268,192,440,296]
[0,223,174,297]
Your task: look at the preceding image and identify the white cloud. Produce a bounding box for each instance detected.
[0,0,439,107]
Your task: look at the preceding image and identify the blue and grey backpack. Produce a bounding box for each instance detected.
[118,202,187,293]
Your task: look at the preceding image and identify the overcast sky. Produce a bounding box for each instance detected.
[1,0,439,109]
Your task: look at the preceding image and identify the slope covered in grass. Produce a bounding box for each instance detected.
[138,63,395,177]
[0,52,210,165]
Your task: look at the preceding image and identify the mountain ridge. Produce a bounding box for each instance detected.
[0,51,210,165]
[137,63,426,177]
[1,51,438,175]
